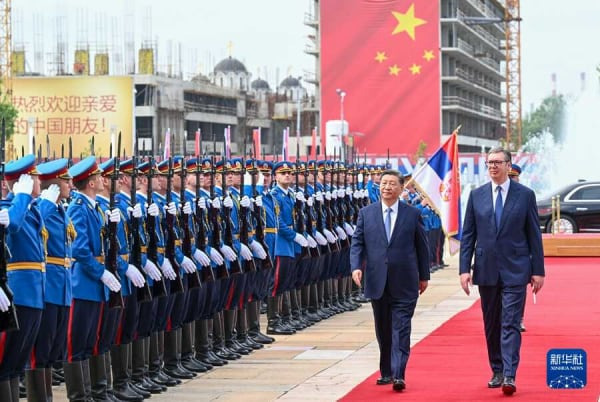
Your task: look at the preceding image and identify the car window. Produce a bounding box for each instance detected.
[569,185,600,201]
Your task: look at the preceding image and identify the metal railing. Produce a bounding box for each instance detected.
[454,68,502,94]
[183,101,237,116]
[442,96,503,118]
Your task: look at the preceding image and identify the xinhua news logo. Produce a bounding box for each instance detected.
[546,348,586,389]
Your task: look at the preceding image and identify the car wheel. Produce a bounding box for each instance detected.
[547,215,578,234]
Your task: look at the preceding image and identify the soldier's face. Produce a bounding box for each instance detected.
[225,173,234,187]
[202,173,212,189]
[95,174,105,193]
[262,172,272,187]
[59,178,72,199]
[31,176,41,197]
[231,173,241,187]
[276,172,292,187]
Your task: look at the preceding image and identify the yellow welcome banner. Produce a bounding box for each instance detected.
[11,76,133,160]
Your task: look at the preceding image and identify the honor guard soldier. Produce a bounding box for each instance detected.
[64,156,121,402]
[0,155,45,402]
[28,158,74,401]
[97,157,147,401]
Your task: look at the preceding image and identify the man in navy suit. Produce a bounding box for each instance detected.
[460,147,545,396]
[351,169,430,392]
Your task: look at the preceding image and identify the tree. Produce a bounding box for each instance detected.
[521,94,566,144]
[0,95,19,140]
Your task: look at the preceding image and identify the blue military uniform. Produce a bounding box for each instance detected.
[32,158,74,380]
[0,155,46,392]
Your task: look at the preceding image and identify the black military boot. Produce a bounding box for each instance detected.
[148,332,178,387]
[0,379,11,402]
[63,360,88,402]
[195,319,226,366]
[317,281,331,318]
[181,322,210,373]
[44,367,53,402]
[163,329,195,380]
[266,296,293,335]
[248,300,274,343]
[89,353,111,401]
[224,309,251,355]
[237,308,263,350]
[213,311,240,360]
[302,285,321,323]
[131,338,163,394]
[25,368,47,402]
[110,345,143,401]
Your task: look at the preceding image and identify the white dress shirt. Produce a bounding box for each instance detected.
[492,178,510,212]
[382,199,399,236]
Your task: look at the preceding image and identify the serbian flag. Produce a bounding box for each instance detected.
[411,128,461,254]
[163,128,171,160]
[321,0,440,154]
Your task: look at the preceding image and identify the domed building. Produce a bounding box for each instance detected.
[278,75,305,101]
[250,77,271,101]
[211,56,251,91]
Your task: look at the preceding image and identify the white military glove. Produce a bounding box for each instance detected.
[128,203,142,218]
[346,187,353,196]
[100,270,122,292]
[209,248,224,265]
[160,259,177,280]
[211,198,221,209]
[353,190,362,200]
[180,256,197,274]
[314,231,328,246]
[165,202,177,215]
[343,222,355,236]
[0,286,11,312]
[293,233,309,247]
[325,191,332,200]
[361,189,369,198]
[338,189,346,198]
[108,208,121,223]
[254,195,263,207]
[306,234,317,248]
[240,195,251,208]
[12,174,34,195]
[182,201,192,215]
[323,228,337,243]
[193,249,211,267]
[197,197,207,209]
[239,243,253,261]
[316,192,324,203]
[147,203,160,217]
[0,209,10,227]
[223,196,233,209]
[40,184,60,203]
[306,196,314,207]
[249,240,267,259]
[335,226,348,240]
[219,244,237,261]
[143,259,162,281]
[125,265,146,288]
[295,192,306,203]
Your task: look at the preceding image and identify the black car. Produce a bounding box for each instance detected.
[537,181,600,233]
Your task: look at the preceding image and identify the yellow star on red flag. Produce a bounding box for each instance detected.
[391,4,427,40]
[409,64,421,75]
[375,51,388,63]
[389,64,401,76]
[423,50,435,61]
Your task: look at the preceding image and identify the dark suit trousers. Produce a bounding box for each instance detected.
[479,284,526,377]
[371,285,417,380]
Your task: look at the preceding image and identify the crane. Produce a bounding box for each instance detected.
[0,0,11,99]
[504,0,522,150]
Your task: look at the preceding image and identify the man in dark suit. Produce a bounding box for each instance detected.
[351,169,430,392]
[460,148,545,396]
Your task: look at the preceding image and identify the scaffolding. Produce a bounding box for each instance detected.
[504,0,522,150]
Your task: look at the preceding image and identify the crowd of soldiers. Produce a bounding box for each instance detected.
[0,147,394,402]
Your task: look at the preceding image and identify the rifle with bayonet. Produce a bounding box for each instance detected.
[249,156,273,270]
[0,118,19,332]
[323,154,339,252]
[106,133,125,309]
[221,156,243,275]
[334,157,350,249]
[165,154,185,294]
[304,156,320,258]
[194,152,215,283]
[129,141,152,303]
[145,151,167,298]
[209,155,229,279]
[239,156,257,273]
[312,159,330,255]
[180,141,202,289]
[294,145,309,259]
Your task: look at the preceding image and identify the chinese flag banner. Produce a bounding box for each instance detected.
[321,0,440,155]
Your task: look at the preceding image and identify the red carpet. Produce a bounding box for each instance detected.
[342,258,600,401]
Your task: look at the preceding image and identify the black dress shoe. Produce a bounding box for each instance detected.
[488,372,504,388]
[502,377,516,395]
[519,320,526,332]
[393,378,406,392]
[376,376,393,385]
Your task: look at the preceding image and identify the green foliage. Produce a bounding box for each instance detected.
[522,95,566,144]
[414,140,427,161]
[0,97,19,140]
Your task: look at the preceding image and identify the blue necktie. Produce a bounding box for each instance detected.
[385,207,392,242]
[495,186,503,231]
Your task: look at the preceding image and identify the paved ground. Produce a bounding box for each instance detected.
[55,254,477,401]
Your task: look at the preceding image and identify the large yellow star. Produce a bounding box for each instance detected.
[389,64,401,76]
[375,51,388,63]
[409,63,421,75]
[391,4,427,40]
[423,50,435,62]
